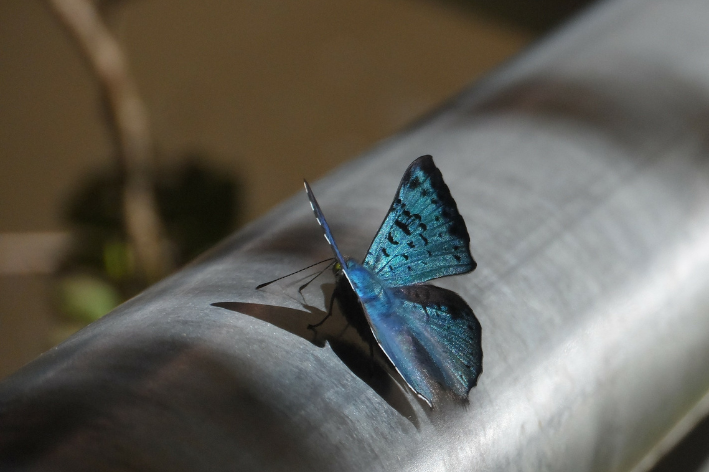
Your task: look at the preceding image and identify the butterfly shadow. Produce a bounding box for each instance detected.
[211,283,423,428]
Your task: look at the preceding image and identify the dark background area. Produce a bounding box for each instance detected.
[451,0,596,31]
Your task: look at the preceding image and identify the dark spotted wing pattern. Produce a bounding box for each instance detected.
[363,155,476,286]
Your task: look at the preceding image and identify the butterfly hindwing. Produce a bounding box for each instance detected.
[353,277,482,404]
[363,155,475,286]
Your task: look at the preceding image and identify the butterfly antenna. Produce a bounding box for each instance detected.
[256,258,335,290]
[298,260,336,295]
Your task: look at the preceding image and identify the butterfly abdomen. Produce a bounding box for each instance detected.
[333,275,377,349]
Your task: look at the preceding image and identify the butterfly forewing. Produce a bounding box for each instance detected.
[363,155,476,286]
[304,180,347,268]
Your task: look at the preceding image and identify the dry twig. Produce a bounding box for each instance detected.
[47,0,171,283]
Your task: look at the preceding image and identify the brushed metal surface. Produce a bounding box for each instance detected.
[3,0,709,470]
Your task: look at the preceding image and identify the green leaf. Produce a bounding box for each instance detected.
[56,274,122,324]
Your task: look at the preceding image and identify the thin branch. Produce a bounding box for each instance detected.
[47,0,171,283]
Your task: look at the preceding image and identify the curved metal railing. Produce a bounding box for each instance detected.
[3,0,709,470]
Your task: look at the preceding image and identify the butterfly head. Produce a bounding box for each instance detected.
[333,257,360,281]
[332,258,353,276]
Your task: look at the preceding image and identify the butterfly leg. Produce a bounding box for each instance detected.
[335,321,351,339]
[368,341,376,378]
[298,261,335,302]
[307,289,336,331]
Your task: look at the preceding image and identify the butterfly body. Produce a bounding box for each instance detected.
[342,259,392,318]
[330,263,378,348]
[305,155,482,406]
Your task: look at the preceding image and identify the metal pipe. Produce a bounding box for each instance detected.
[3,0,709,470]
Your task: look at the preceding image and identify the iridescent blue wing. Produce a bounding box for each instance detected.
[304,180,347,268]
[356,278,482,405]
[363,155,475,286]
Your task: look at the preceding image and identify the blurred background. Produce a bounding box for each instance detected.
[0,0,595,381]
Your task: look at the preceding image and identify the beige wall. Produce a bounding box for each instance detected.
[0,0,531,378]
[0,0,531,231]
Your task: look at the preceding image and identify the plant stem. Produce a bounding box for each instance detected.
[47,0,171,283]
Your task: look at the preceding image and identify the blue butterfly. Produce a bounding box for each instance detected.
[305,155,482,407]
